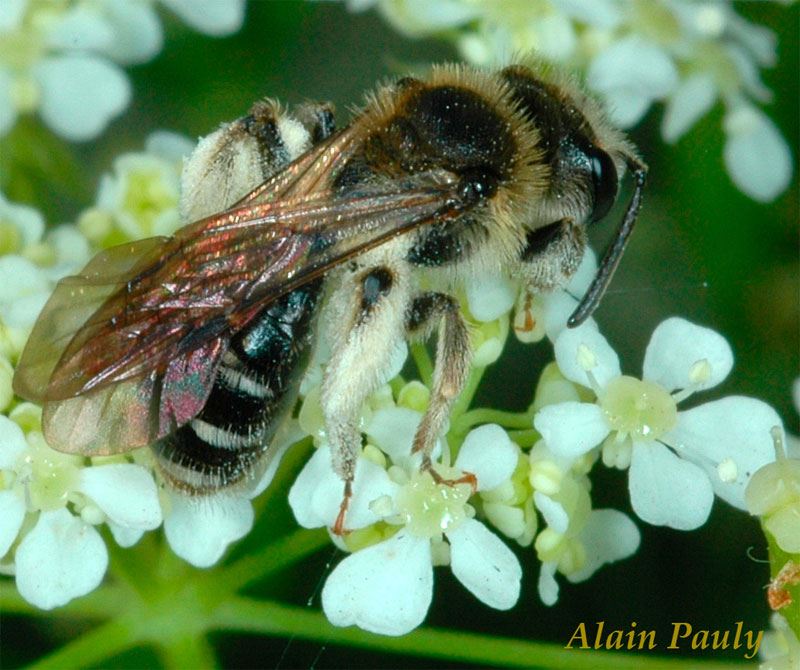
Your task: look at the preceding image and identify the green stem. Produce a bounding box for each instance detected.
[410,342,433,387]
[156,634,218,670]
[209,597,752,670]
[455,407,534,433]
[507,428,541,448]
[0,582,125,619]
[28,618,140,670]
[218,528,330,593]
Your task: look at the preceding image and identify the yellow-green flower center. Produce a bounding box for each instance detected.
[121,167,178,235]
[23,433,81,511]
[600,376,678,441]
[395,469,472,538]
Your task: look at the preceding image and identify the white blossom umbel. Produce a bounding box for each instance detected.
[536,317,781,529]
[0,0,246,140]
[0,413,161,609]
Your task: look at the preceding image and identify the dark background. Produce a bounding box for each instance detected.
[2,2,797,668]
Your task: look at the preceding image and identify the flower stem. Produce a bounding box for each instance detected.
[0,582,125,619]
[156,634,218,670]
[454,407,535,432]
[28,619,140,670]
[209,596,752,670]
[507,428,541,448]
[410,342,433,387]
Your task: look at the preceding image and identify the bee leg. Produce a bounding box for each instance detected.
[405,293,471,466]
[515,218,587,336]
[519,217,585,291]
[321,262,410,534]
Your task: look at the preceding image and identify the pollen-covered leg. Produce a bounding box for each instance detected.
[405,292,471,462]
[321,261,411,532]
[180,99,320,221]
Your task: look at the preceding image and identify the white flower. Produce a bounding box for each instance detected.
[0,0,245,140]
[536,317,780,530]
[0,413,161,609]
[290,419,521,635]
[537,507,639,606]
[79,131,195,246]
[526,437,639,605]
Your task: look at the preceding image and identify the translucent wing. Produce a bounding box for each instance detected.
[14,162,466,455]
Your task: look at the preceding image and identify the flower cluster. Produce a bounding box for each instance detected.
[0,133,281,607]
[0,0,246,141]
[348,0,793,202]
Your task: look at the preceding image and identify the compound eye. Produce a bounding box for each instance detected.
[589,148,618,223]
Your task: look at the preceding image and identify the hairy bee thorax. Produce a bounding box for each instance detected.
[331,64,638,282]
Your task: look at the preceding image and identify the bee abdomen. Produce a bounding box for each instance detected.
[153,279,323,494]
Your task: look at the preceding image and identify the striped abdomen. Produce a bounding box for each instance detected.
[153,279,322,493]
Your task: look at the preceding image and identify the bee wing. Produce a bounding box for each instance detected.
[15,172,466,455]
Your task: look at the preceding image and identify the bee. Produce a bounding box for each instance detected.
[13,63,646,532]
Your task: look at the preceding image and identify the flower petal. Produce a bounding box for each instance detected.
[160,0,246,36]
[661,73,717,143]
[466,273,517,322]
[107,522,144,549]
[666,397,780,509]
[455,424,517,491]
[643,317,733,392]
[588,37,678,127]
[448,518,521,610]
[102,0,163,64]
[163,493,253,568]
[366,407,421,461]
[534,402,609,459]
[322,531,432,636]
[145,130,195,163]
[567,509,640,582]
[629,440,713,530]
[15,509,108,609]
[0,489,25,557]
[78,464,161,530]
[723,104,792,202]
[35,55,131,141]
[533,492,569,534]
[0,415,28,469]
[554,323,621,389]
[45,6,114,51]
[538,561,559,606]
[288,446,335,528]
